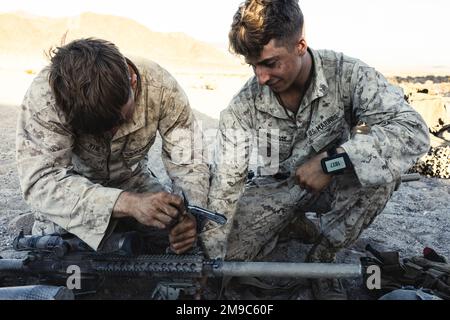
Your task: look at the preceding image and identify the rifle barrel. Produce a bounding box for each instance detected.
[213,262,362,278]
[0,258,363,279]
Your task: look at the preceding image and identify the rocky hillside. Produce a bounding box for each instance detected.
[0,12,243,73]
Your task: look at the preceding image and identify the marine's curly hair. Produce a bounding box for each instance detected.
[229,0,304,59]
[48,38,141,135]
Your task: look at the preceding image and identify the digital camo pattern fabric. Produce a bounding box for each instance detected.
[203,48,430,259]
[16,58,210,250]
[225,174,396,262]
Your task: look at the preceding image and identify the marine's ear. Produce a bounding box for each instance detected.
[131,73,138,90]
[296,37,308,56]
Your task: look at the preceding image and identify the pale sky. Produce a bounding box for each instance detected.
[1,0,449,72]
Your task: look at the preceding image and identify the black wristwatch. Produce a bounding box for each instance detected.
[321,147,353,175]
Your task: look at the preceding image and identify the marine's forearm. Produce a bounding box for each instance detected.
[112,191,137,219]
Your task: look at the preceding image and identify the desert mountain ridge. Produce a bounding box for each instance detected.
[0,11,247,74]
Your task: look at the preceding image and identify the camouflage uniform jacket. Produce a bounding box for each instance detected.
[203,48,430,258]
[16,58,210,250]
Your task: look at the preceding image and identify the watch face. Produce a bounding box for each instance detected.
[324,156,346,173]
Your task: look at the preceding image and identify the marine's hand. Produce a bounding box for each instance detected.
[295,151,332,193]
[169,213,197,254]
[113,191,184,229]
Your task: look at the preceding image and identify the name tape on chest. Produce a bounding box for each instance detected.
[307,113,340,137]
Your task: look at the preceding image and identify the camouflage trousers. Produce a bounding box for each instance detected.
[225,173,397,262]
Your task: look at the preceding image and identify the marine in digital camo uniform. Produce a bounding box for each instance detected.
[16,38,210,255]
[203,0,430,299]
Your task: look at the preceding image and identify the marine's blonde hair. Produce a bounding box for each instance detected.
[229,0,304,59]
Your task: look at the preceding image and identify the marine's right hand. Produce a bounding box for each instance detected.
[113,191,184,229]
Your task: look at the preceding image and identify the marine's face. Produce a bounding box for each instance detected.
[246,39,303,93]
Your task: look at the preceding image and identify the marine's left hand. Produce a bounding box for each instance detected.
[169,213,197,254]
[295,151,332,194]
